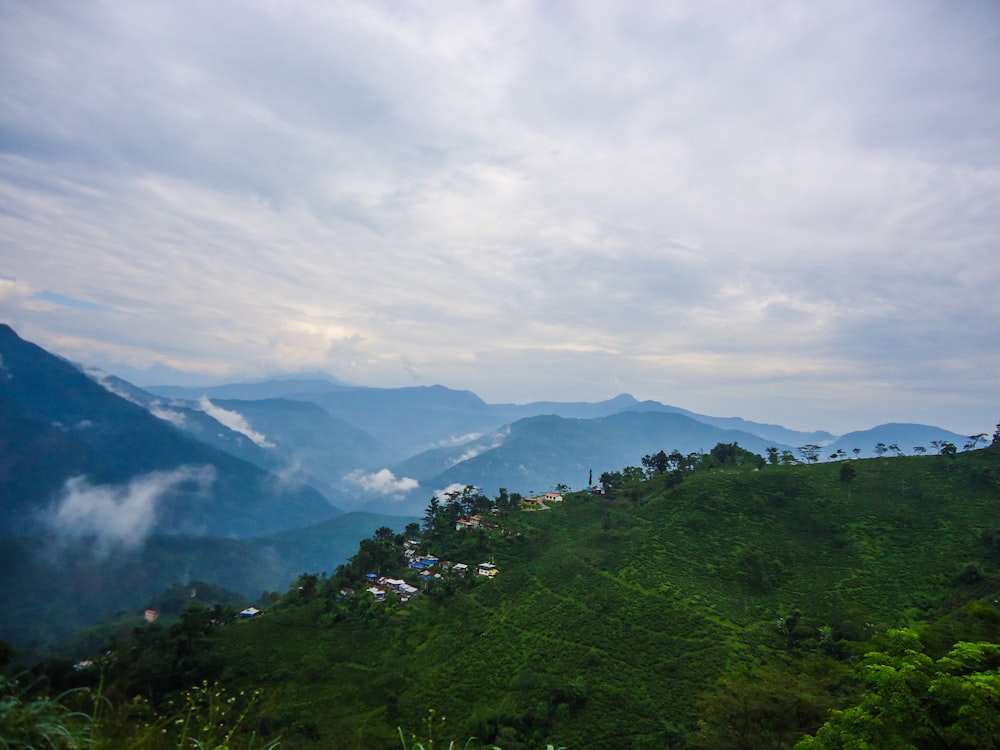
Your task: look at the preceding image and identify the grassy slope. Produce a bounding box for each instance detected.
[210,448,1000,749]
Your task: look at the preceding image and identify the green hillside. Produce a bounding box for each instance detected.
[22,442,1000,749]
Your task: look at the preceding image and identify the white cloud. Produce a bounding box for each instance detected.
[85,365,187,426]
[0,1,998,435]
[432,483,471,502]
[147,400,186,428]
[344,468,419,498]
[429,432,483,449]
[197,396,273,448]
[448,426,510,466]
[44,465,216,552]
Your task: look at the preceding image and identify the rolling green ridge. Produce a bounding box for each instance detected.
[36,442,999,749]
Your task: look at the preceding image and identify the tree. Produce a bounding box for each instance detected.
[703,442,765,469]
[798,444,821,463]
[599,470,623,494]
[873,442,887,458]
[913,445,927,455]
[965,433,987,451]
[796,629,1000,749]
[621,466,646,483]
[766,446,780,465]
[423,496,441,532]
[642,450,670,475]
[373,526,396,544]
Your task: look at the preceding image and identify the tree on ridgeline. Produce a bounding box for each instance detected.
[798,444,821,463]
[965,433,987,451]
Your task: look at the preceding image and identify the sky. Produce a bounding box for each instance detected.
[1,0,998,436]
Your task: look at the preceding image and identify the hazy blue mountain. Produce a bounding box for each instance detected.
[389,427,513,483]
[0,511,417,651]
[82,372,389,507]
[209,398,394,482]
[406,410,795,502]
[624,400,837,446]
[144,376,353,401]
[487,393,644,421]
[0,325,338,539]
[84,371,281,468]
[292,384,501,456]
[823,423,974,458]
[143,379,838,465]
[294,388,838,462]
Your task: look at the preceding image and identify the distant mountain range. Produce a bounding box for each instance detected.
[3,324,975,517]
[139,370,970,514]
[391,410,797,499]
[0,325,338,539]
[0,323,974,649]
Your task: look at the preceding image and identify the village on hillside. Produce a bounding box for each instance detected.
[352,491,565,605]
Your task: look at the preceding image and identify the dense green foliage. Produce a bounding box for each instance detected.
[796,628,1000,749]
[12,441,1000,749]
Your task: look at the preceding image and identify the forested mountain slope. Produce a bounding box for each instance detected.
[0,324,337,539]
[52,442,1000,750]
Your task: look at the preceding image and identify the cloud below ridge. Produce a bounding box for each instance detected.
[198,397,274,448]
[344,468,419,498]
[44,465,216,552]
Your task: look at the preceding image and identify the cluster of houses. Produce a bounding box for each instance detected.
[355,540,500,604]
[364,574,421,603]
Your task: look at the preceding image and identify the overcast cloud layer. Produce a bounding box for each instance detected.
[1,1,997,435]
